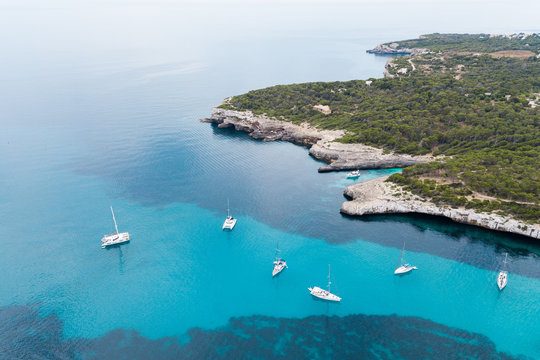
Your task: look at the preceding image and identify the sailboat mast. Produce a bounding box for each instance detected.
[396,243,405,269]
[110,206,119,234]
[227,198,230,217]
[328,264,331,293]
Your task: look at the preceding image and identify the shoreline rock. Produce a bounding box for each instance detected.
[366,43,428,55]
[341,176,540,240]
[203,107,538,239]
[203,107,339,146]
[203,108,431,172]
[310,142,432,172]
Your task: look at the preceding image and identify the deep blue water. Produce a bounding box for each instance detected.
[1,1,539,359]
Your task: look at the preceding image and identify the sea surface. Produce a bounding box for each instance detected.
[1,1,539,359]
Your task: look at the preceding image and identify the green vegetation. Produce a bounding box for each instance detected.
[388,172,540,223]
[221,56,539,156]
[219,34,540,223]
[386,33,540,53]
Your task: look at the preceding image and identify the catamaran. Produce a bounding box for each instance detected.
[272,240,287,277]
[346,170,361,178]
[497,253,508,291]
[222,199,237,230]
[101,206,130,248]
[394,242,418,274]
[308,264,341,302]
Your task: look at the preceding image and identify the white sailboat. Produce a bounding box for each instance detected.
[497,253,508,291]
[101,206,130,248]
[308,264,341,302]
[222,199,237,230]
[272,240,287,277]
[394,242,417,274]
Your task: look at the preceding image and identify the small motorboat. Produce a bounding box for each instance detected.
[346,170,361,178]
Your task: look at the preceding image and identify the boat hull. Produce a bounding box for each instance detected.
[222,217,237,230]
[308,286,341,302]
[497,271,508,290]
[272,260,287,277]
[394,265,417,274]
[101,232,130,248]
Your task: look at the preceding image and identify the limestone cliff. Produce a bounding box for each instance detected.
[367,43,428,55]
[203,108,430,172]
[341,176,540,239]
[203,107,538,239]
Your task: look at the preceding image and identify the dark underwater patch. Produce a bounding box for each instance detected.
[0,305,82,360]
[0,305,524,360]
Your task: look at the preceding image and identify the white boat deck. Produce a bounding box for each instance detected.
[308,286,341,302]
[497,271,508,290]
[222,216,237,230]
[272,260,287,277]
[101,232,130,248]
[394,264,417,274]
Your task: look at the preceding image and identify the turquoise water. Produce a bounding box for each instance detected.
[1,1,540,359]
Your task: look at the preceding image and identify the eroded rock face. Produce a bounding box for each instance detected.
[203,108,431,172]
[367,44,428,55]
[341,176,540,239]
[203,108,336,146]
[202,107,539,239]
[310,142,432,172]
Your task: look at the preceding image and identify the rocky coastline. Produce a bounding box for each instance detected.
[341,176,540,239]
[202,107,340,147]
[366,43,427,55]
[203,107,538,240]
[310,141,432,172]
[203,108,431,172]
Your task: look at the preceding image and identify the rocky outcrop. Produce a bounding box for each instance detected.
[203,107,538,239]
[203,108,342,146]
[341,176,540,239]
[367,43,428,55]
[310,142,431,172]
[203,108,432,172]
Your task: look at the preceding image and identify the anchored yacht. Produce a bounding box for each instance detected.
[497,253,509,290]
[272,240,287,277]
[101,206,130,248]
[308,264,341,302]
[394,242,418,274]
[222,199,237,230]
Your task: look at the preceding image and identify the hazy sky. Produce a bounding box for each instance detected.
[0,0,538,77]
[0,0,538,127]
[2,0,539,35]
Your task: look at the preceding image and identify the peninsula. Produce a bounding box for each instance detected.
[203,33,540,239]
